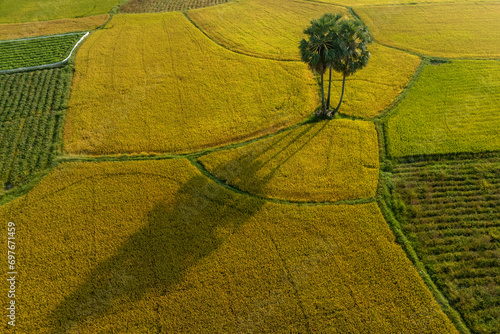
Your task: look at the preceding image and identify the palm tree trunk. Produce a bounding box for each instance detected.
[334,73,346,114]
[320,73,326,114]
[326,67,332,111]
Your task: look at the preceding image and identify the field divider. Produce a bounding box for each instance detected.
[0,32,89,75]
[182,12,300,62]
[189,156,376,206]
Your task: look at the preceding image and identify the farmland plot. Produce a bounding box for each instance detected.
[354,2,500,58]
[199,119,379,202]
[0,68,71,191]
[392,154,500,334]
[0,0,120,23]
[0,159,457,333]
[64,12,318,155]
[188,0,420,118]
[0,33,85,71]
[0,15,109,41]
[388,60,500,157]
[120,0,234,13]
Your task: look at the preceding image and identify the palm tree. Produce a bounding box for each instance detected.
[299,14,372,118]
[328,18,372,116]
[299,14,342,116]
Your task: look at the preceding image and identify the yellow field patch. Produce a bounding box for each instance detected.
[187,0,348,60]
[0,159,457,333]
[330,44,420,118]
[354,2,500,58]
[64,12,318,155]
[199,119,379,202]
[0,15,109,41]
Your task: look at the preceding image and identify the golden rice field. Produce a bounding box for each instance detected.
[0,15,109,41]
[388,60,500,157]
[0,0,119,23]
[199,120,379,202]
[64,12,318,155]
[0,159,458,333]
[354,2,500,58]
[187,0,348,60]
[189,1,420,118]
[310,0,496,5]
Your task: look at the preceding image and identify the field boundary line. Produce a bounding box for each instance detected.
[182,12,301,62]
[0,32,89,74]
[190,156,377,206]
[375,120,472,333]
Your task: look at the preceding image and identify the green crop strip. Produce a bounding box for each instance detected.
[0,33,84,71]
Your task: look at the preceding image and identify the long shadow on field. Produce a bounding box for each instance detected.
[48,122,328,332]
[48,168,265,333]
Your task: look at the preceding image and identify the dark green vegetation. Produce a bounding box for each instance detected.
[391,153,500,334]
[299,13,372,117]
[119,0,233,13]
[0,33,84,71]
[0,67,72,192]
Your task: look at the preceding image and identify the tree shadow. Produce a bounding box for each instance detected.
[48,168,264,333]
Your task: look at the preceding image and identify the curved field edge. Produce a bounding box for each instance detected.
[353,2,500,59]
[63,12,318,155]
[0,158,458,333]
[198,119,379,203]
[0,15,109,41]
[119,0,234,13]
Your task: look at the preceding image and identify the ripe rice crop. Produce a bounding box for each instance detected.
[387,60,500,157]
[0,159,458,333]
[188,0,420,118]
[354,2,500,58]
[0,67,72,192]
[0,33,85,71]
[120,0,233,13]
[0,15,109,41]
[187,0,348,60]
[64,12,318,155]
[0,0,119,24]
[392,154,500,334]
[199,119,379,202]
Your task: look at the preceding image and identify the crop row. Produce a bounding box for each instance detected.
[0,67,71,191]
[392,154,500,334]
[0,33,84,71]
[119,0,232,13]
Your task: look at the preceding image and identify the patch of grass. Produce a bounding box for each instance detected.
[187,0,349,60]
[0,0,120,24]
[64,12,318,155]
[0,159,458,333]
[0,15,109,41]
[0,33,85,71]
[392,154,500,334]
[119,0,233,13]
[387,60,500,157]
[354,2,500,58]
[0,67,72,193]
[199,119,379,202]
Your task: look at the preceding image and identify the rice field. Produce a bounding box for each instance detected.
[187,0,348,60]
[354,2,500,58]
[0,0,120,24]
[199,119,379,202]
[120,0,233,13]
[64,12,318,155]
[0,68,72,192]
[0,159,458,333]
[0,33,85,71]
[387,60,500,157]
[392,154,500,333]
[0,15,109,41]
